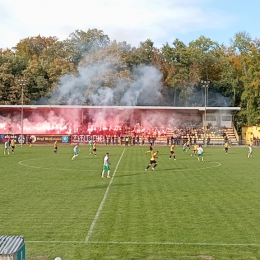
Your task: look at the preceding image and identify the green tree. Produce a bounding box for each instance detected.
[15,35,58,57]
[240,40,260,125]
[64,29,110,66]
[124,39,155,68]
[161,39,200,106]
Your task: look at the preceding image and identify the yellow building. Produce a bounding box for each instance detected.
[242,125,260,144]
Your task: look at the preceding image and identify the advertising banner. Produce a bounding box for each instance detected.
[71,135,104,143]
[0,134,26,144]
[26,135,70,144]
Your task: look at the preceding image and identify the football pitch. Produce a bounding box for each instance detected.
[1,144,260,260]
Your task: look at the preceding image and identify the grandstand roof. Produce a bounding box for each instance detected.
[0,105,241,113]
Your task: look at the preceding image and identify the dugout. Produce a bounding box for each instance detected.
[0,236,25,260]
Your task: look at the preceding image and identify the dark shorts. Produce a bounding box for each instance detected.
[170,151,174,154]
[150,160,157,164]
[93,148,97,152]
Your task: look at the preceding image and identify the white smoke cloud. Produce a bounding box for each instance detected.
[90,87,114,106]
[120,66,162,106]
[50,60,163,106]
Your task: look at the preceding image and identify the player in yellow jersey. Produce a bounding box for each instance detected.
[224,142,229,154]
[169,144,176,160]
[10,139,15,153]
[145,151,159,171]
[186,139,190,150]
[93,141,97,156]
[192,143,198,156]
[28,136,33,147]
[145,143,154,156]
[54,140,58,154]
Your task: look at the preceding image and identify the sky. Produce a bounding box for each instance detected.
[1,0,260,50]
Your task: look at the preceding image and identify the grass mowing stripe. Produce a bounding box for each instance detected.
[85,148,126,243]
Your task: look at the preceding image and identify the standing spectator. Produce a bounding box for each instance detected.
[112,135,115,145]
[125,136,129,146]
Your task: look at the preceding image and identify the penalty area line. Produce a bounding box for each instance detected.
[85,148,126,243]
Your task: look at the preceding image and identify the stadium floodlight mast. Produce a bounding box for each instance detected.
[201,80,210,145]
[18,78,27,147]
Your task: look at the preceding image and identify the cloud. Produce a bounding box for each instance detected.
[0,0,236,49]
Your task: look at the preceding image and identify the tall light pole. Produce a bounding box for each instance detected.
[18,78,27,147]
[201,80,210,145]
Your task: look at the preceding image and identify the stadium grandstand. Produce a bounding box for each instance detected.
[0,105,240,146]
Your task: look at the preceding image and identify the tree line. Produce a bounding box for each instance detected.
[0,29,260,132]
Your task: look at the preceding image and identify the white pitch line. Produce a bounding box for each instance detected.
[88,241,260,247]
[85,148,126,243]
[18,158,90,172]
[25,240,260,247]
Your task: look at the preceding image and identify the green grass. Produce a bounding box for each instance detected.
[1,144,260,260]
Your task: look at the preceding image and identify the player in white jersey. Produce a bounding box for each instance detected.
[197,145,204,162]
[71,144,79,160]
[101,153,111,178]
[4,140,10,155]
[89,140,93,154]
[248,142,253,158]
